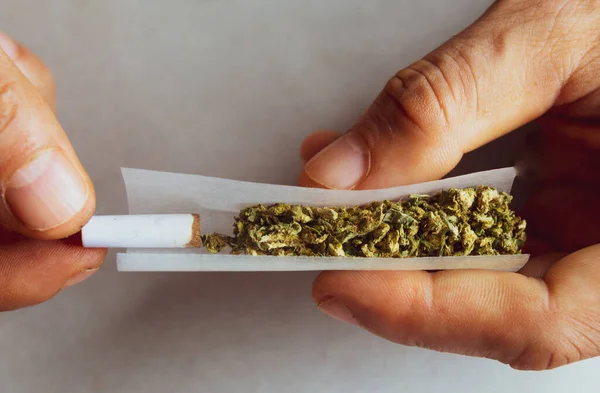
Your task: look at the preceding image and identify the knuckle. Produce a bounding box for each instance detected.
[397,65,446,130]
[0,78,19,136]
[354,53,469,169]
[509,342,569,371]
[509,338,589,370]
[379,52,473,145]
[428,46,480,119]
[380,66,447,144]
[509,313,600,370]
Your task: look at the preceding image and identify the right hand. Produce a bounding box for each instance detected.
[0,32,105,311]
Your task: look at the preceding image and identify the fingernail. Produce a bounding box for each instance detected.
[63,268,98,288]
[304,133,370,189]
[318,298,359,327]
[0,32,19,59]
[4,149,88,231]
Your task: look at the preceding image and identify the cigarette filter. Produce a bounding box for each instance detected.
[82,214,200,249]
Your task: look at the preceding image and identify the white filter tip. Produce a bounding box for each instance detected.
[82,214,200,249]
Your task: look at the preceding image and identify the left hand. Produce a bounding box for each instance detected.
[299,0,600,371]
[0,32,106,311]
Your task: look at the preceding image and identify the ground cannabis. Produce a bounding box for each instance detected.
[201,186,526,258]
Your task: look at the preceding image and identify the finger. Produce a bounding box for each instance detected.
[300,130,341,163]
[0,227,106,311]
[0,33,95,239]
[313,244,600,370]
[298,130,343,188]
[518,252,564,278]
[0,32,55,110]
[301,0,599,189]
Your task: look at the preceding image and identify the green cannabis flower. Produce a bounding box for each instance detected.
[201,186,526,258]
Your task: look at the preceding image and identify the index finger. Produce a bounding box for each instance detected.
[313,245,600,370]
[0,32,56,110]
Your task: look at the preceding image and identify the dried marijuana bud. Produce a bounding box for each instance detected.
[200,186,526,258]
[202,232,231,254]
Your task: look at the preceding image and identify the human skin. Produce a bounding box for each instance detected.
[0,32,105,310]
[0,0,598,372]
[300,0,600,371]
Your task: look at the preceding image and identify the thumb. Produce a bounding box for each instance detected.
[0,33,95,239]
[302,0,598,190]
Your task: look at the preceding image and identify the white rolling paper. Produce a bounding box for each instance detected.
[117,166,530,272]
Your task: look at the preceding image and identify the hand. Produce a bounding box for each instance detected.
[300,0,600,370]
[0,32,105,311]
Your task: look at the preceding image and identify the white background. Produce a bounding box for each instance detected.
[1,0,598,392]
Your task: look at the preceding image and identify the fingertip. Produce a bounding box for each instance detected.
[62,267,99,288]
[317,297,361,327]
[0,32,20,59]
[1,148,96,240]
[300,130,342,163]
[0,233,106,310]
[33,188,96,241]
[312,270,435,344]
[304,132,371,190]
[312,271,371,328]
[312,270,338,303]
[312,270,417,315]
[62,238,106,289]
[312,271,369,318]
[298,168,325,188]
